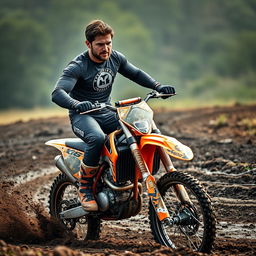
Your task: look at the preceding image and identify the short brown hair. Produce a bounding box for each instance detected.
[85,20,114,43]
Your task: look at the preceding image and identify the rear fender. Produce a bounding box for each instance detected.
[140,134,193,161]
[45,139,83,158]
[45,139,69,152]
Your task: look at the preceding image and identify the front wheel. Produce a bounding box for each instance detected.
[49,173,101,240]
[149,171,216,252]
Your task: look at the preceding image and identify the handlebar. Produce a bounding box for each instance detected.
[79,102,116,115]
[78,90,176,114]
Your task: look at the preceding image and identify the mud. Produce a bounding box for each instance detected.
[0,104,255,255]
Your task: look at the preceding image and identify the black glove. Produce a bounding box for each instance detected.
[75,101,94,113]
[156,85,176,95]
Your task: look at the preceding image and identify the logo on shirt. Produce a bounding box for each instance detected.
[93,68,114,92]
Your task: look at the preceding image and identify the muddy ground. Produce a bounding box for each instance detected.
[0,104,255,255]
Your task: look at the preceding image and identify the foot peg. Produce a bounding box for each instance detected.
[59,205,89,219]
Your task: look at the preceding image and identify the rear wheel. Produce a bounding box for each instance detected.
[49,173,101,240]
[149,171,216,252]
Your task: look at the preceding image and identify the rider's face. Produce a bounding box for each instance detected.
[86,34,112,63]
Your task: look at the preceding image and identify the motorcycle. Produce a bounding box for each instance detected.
[46,90,216,252]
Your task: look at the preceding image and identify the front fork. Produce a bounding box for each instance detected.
[158,147,191,203]
[120,121,191,222]
[153,123,191,204]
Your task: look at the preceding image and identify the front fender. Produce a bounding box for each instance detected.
[140,134,193,161]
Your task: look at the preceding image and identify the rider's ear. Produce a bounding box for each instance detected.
[85,40,91,49]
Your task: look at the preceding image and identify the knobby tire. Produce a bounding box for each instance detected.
[49,173,101,240]
[149,171,216,252]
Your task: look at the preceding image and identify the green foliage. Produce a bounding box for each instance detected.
[209,114,228,128]
[0,10,52,108]
[0,0,255,109]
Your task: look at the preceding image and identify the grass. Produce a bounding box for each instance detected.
[0,107,67,125]
[0,99,255,125]
[209,114,228,128]
[238,118,256,136]
[149,97,256,111]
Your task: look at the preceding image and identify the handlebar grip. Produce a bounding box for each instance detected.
[115,97,142,107]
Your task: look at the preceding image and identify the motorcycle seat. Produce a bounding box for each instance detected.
[65,138,86,152]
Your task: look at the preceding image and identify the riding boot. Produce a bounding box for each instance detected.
[78,162,99,211]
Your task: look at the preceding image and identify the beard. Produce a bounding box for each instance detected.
[91,46,111,62]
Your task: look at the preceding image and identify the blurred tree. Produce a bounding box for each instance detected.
[0,11,52,108]
[0,0,255,108]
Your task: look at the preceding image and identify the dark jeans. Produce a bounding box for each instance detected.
[70,109,119,166]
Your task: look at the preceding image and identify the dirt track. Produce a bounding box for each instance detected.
[0,104,255,255]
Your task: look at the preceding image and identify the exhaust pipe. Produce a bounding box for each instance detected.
[54,155,77,183]
[54,155,88,219]
[104,176,142,192]
[59,206,89,219]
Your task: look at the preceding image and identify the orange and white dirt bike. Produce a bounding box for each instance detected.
[46,91,216,252]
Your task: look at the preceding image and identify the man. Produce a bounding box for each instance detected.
[52,20,175,212]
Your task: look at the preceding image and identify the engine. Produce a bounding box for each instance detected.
[97,187,131,211]
[96,169,142,219]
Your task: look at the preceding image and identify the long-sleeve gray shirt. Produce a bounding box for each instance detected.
[52,50,159,110]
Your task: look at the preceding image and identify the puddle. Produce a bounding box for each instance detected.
[104,219,256,239]
[217,221,256,239]
[10,167,58,185]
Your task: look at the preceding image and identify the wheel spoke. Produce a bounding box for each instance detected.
[180,227,199,250]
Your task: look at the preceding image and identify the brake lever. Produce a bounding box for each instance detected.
[144,91,176,102]
[144,90,158,102]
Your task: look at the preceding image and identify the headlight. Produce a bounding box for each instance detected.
[124,106,153,134]
[133,120,151,134]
